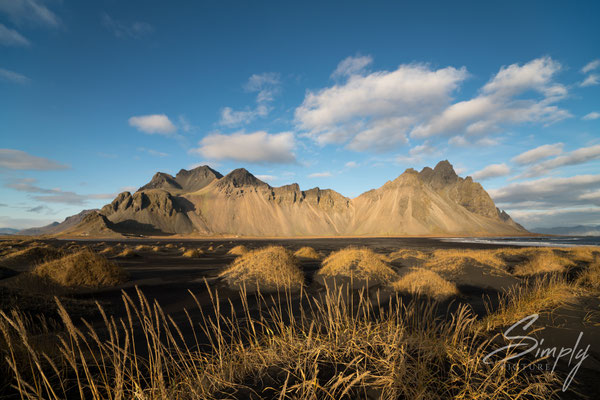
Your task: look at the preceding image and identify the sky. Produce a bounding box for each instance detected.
[1,0,599,231]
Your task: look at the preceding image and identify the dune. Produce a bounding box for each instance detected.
[294,246,321,259]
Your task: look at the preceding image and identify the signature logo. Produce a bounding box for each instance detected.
[482,313,591,392]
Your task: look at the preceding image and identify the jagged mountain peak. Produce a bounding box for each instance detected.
[217,168,268,188]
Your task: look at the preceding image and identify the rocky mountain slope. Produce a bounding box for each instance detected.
[53,162,526,237]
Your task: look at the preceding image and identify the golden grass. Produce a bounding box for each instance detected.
[219,246,304,291]
[151,245,162,252]
[293,246,321,259]
[227,245,248,256]
[317,247,398,284]
[182,249,203,258]
[0,246,63,268]
[388,248,430,261]
[31,249,128,288]
[482,274,576,331]
[391,267,459,301]
[0,285,559,399]
[577,254,600,291]
[511,248,575,276]
[117,248,139,258]
[134,244,151,252]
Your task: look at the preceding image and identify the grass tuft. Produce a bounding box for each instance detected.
[32,249,128,288]
[219,246,304,291]
[391,267,459,301]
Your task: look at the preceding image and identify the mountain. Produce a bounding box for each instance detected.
[532,225,600,236]
[18,209,97,236]
[50,161,526,237]
[0,228,19,235]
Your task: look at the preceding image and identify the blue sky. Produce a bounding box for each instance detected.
[1,0,599,230]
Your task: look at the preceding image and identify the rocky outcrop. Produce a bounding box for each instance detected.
[138,165,222,193]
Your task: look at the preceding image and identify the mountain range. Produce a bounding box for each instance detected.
[22,160,526,238]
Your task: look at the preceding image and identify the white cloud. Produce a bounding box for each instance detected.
[244,72,281,103]
[0,23,29,46]
[295,60,467,152]
[0,149,68,170]
[219,105,269,126]
[0,67,29,84]
[219,73,281,126]
[580,74,599,87]
[128,114,177,135]
[308,171,332,178]
[255,174,276,182]
[518,144,600,178]
[345,161,358,168]
[582,59,600,74]
[511,143,564,165]
[331,55,373,79]
[0,0,61,27]
[412,57,569,139]
[582,112,600,120]
[193,131,296,164]
[102,13,153,39]
[471,163,510,180]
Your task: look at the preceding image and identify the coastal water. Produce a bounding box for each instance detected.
[442,236,600,247]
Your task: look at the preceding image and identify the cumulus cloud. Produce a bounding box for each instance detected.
[0,0,61,27]
[295,60,467,152]
[193,131,296,164]
[331,55,373,79]
[582,112,600,120]
[219,73,281,127]
[128,114,177,135]
[471,163,510,180]
[296,56,570,153]
[0,67,29,84]
[412,57,569,139]
[102,13,153,39]
[511,143,564,165]
[0,23,29,46]
[518,144,600,178]
[0,149,68,170]
[582,59,600,74]
[308,171,332,178]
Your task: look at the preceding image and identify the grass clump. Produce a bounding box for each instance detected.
[317,247,398,285]
[294,246,321,259]
[391,267,459,301]
[511,248,575,276]
[182,248,203,258]
[227,245,248,256]
[219,246,304,291]
[0,246,62,268]
[117,248,139,258]
[31,250,128,288]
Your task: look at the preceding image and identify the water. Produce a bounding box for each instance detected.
[441,236,600,247]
